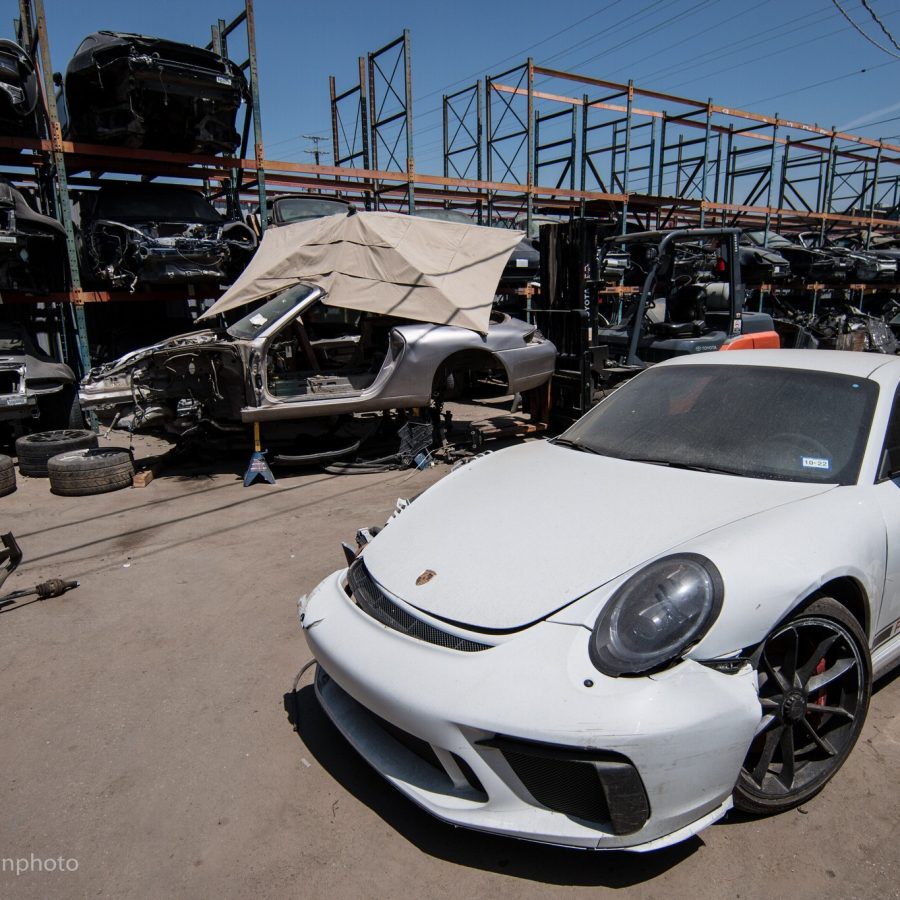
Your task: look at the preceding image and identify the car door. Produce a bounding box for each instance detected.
[873,385,900,647]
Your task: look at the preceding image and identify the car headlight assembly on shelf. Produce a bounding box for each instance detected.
[589,554,724,677]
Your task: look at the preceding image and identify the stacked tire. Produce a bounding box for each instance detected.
[15,429,98,477]
[0,454,15,496]
[47,448,134,496]
[12,429,134,497]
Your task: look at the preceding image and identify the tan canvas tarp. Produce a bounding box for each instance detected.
[199,210,524,334]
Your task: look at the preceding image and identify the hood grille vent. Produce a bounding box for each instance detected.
[348,558,491,653]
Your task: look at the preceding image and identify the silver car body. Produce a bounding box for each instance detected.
[79,284,556,428]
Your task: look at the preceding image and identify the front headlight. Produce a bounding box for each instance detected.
[589,554,723,677]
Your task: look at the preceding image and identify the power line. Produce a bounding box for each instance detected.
[831,0,900,59]
[861,0,900,52]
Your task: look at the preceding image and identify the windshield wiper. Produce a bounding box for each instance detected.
[552,437,601,455]
[618,455,744,476]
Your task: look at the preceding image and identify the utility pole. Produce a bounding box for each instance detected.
[303,135,331,167]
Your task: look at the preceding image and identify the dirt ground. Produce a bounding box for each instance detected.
[1,427,898,900]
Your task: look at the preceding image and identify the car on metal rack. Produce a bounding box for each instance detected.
[299,348,900,851]
[0,321,80,441]
[73,182,258,291]
[741,230,853,283]
[795,232,897,284]
[57,31,249,154]
[0,179,68,292]
[264,194,352,227]
[0,38,39,137]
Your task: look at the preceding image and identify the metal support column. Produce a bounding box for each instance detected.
[32,0,91,375]
[698,99,712,228]
[763,115,779,244]
[244,0,267,230]
[526,58,534,237]
[620,80,633,234]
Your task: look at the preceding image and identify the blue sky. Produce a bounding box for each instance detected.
[40,0,900,178]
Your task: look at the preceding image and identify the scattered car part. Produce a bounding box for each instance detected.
[15,428,98,477]
[0,453,14,495]
[0,532,78,613]
[75,182,257,290]
[0,180,68,292]
[58,32,249,154]
[1,326,81,441]
[47,447,134,496]
[0,39,39,136]
[299,349,900,851]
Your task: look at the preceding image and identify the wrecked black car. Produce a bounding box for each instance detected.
[0,39,38,136]
[0,322,80,439]
[74,183,257,291]
[58,32,249,155]
[795,232,897,284]
[741,230,852,282]
[0,180,67,292]
[773,296,899,354]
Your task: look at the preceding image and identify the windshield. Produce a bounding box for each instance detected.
[559,364,877,485]
[745,230,793,249]
[272,197,348,224]
[415,208,473,224]
[226,284,319,339]
[93,188,223,223]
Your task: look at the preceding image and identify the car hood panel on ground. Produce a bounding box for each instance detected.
[362,440,835,630]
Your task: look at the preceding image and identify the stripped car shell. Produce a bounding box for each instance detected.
[79,286,553,431]
[300,350,900,851]
[74,183,257,290]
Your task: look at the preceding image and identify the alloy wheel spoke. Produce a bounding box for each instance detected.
[752,725,783,783]
[806,703,853,720]
[800,718,837,757]
[784,627,800,687]
[755,713,776,736]
[762,655,790,694]
[779,725,796,789]
[807,656,856,694]
[797,633,840,684]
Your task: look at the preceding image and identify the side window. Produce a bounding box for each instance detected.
[879,388,900,481]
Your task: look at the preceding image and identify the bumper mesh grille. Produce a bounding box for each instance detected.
[348,559,491,653]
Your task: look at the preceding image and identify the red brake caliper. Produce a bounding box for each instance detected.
[813,658,827,707]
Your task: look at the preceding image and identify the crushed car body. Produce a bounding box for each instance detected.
[0,39,38,136]
[0,322,78,437]
[0,179,67,292]
[74,183,257,290]
[59,32,249,154]
[79,211,556,434]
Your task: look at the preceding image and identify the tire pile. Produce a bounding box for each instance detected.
[11,429,134,496]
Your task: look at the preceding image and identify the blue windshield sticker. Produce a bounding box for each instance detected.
[802,456,831,470]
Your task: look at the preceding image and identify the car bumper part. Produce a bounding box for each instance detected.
[300,569,762,851]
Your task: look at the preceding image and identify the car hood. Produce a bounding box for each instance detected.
[362,440,836,630]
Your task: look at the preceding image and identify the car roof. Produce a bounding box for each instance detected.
[658,349,900,380]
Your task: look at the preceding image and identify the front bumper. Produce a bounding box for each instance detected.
[300,569,761,851]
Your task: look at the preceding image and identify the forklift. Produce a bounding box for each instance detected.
[535,221,780,426]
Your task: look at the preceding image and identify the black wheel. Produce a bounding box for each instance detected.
[0,454,15,496]
[47,448,134,496]
[15,429,99,477]
[734,597,871,814]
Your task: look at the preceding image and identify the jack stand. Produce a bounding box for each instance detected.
[243,421,276,487]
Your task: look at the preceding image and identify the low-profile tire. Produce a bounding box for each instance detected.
[734,596,871,815]
[47,448,134,497]
[0,454,15,496]
[15,429,99,477]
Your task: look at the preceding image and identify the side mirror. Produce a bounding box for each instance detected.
[52,71,62,87]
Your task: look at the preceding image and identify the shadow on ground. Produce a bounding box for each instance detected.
[283,683,700,887]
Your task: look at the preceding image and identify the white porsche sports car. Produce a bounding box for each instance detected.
[299,350,900,852]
